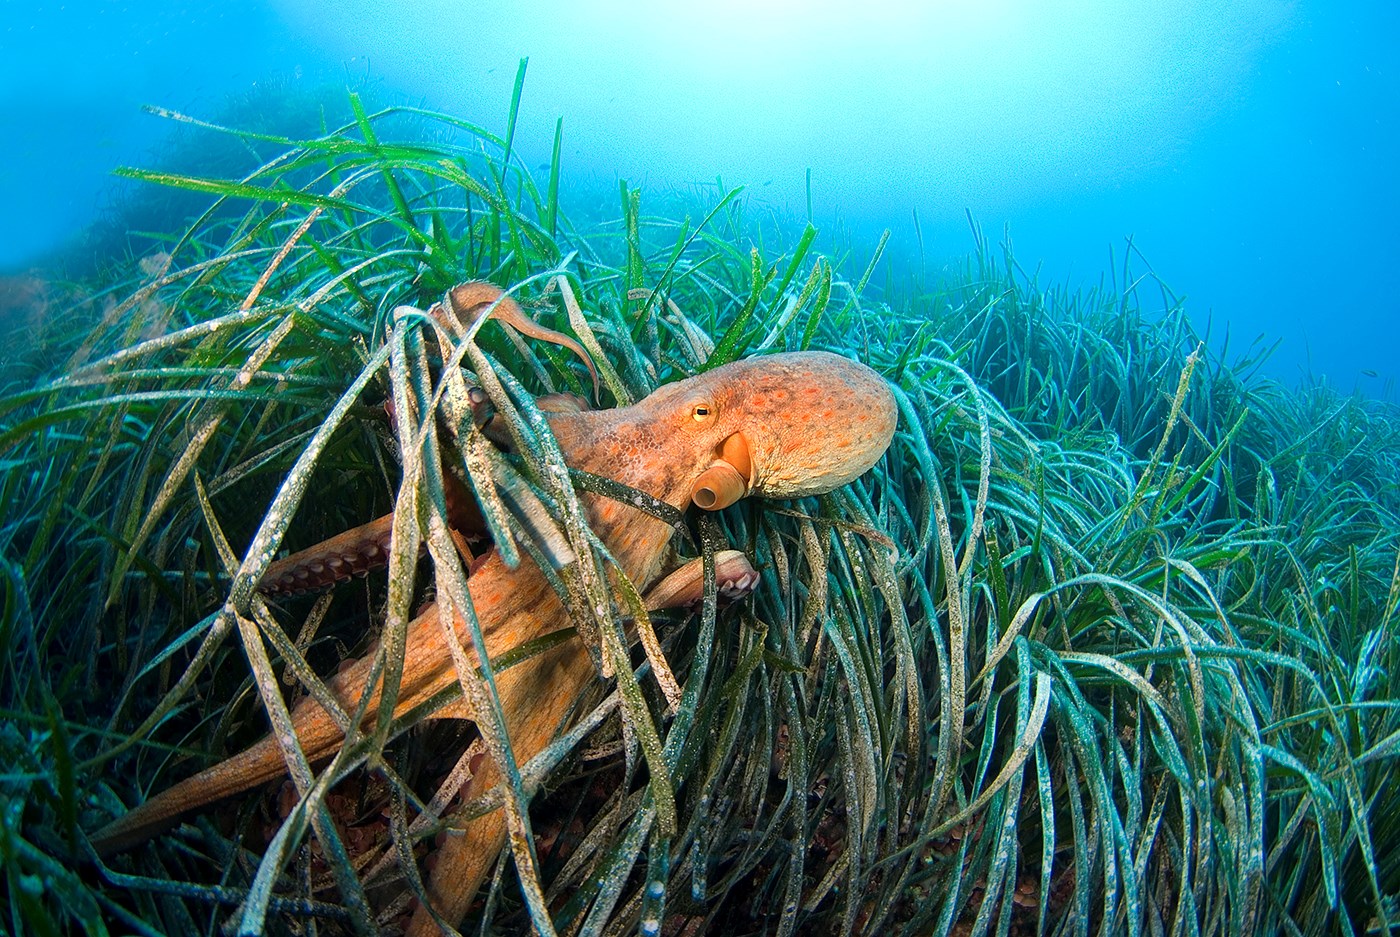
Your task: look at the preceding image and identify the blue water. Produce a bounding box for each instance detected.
[3,1,1395,390]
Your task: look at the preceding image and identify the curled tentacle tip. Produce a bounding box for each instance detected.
[643,550,758,611]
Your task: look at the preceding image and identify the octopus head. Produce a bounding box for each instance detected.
[657,351,898,510]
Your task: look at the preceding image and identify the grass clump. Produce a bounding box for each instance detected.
[1,70,1396,935]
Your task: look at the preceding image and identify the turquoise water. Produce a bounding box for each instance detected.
[2,0,1395,389]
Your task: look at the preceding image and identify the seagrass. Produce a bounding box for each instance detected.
[0,66,1395,935]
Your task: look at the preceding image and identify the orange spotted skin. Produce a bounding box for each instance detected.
[90,351,897,935]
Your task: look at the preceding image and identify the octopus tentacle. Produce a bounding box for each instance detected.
[436,281,601,402]
[258,514,397,597]
[469,386,590,451]
[404,550,759,936]
[258,471,485,596]
[643,549,760,610]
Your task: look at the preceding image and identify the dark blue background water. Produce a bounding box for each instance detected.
[3,1,1395,391]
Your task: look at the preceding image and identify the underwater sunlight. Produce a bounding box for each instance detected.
[0,3,1397,935]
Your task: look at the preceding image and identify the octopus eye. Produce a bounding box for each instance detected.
[691,404,712,421]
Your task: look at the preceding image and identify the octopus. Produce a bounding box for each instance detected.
[89,283,899,935]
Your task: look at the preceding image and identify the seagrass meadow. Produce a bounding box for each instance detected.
[2,84,1398,936]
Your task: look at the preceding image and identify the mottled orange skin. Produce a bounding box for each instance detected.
[90,351,897,935]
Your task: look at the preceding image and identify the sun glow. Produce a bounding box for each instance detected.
[273,0,1289,216]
